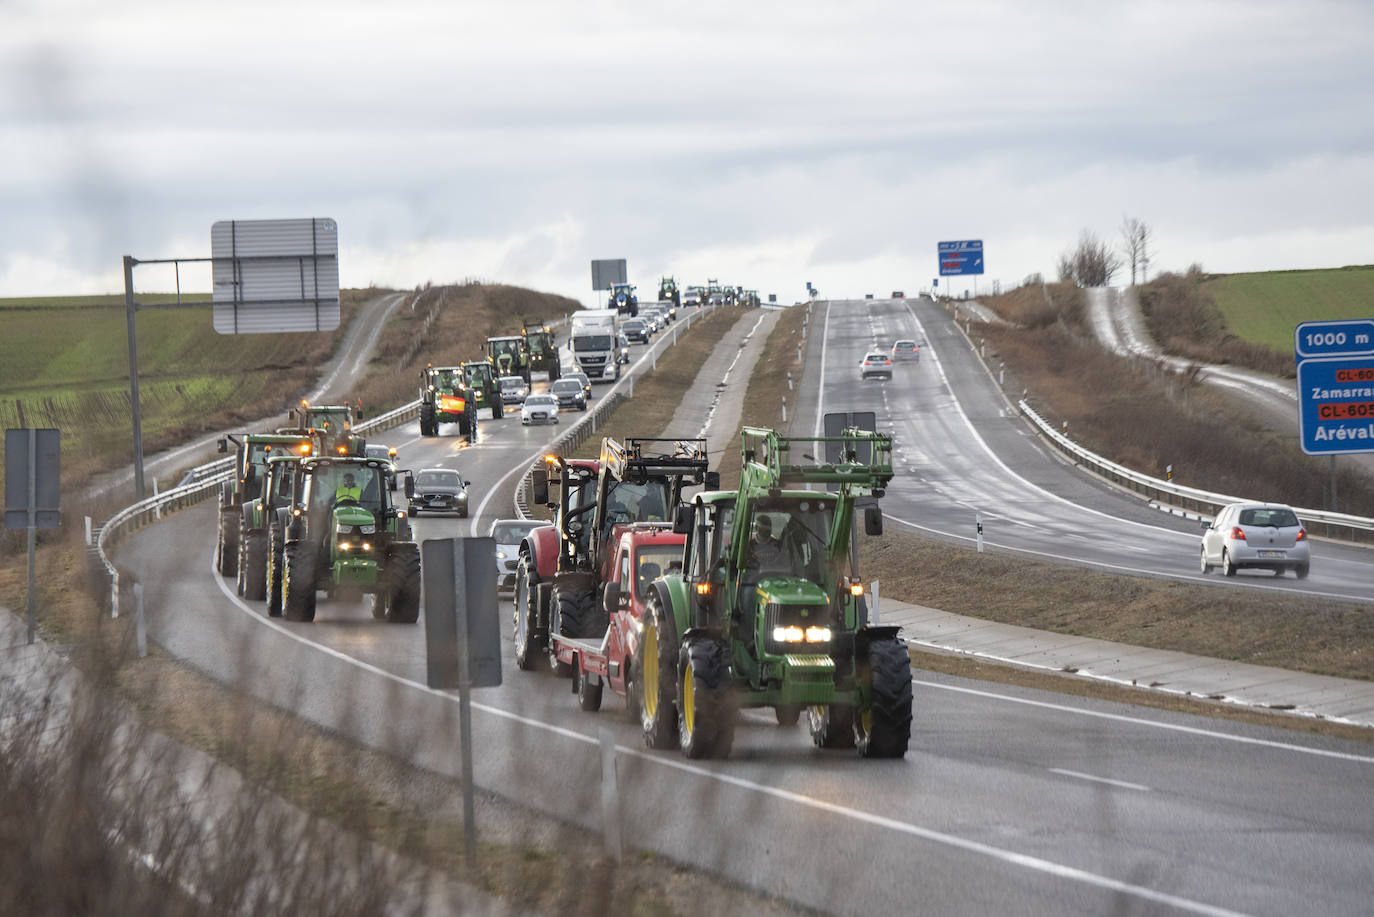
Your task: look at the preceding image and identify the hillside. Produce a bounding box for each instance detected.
[1204,265,1374,355]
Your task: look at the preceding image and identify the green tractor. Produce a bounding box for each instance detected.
[637,425,912,759]
[658,276,680,309]
[522,320,562,381]
[279,454,421,623]
[419,365,479,439]
[486,334,530,383]
[215,432,313,578]
[461,360,504,420]
[259,452,310,615]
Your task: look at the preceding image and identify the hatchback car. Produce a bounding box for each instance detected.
[407,468,470,517]
[550,378,587,412]
[364,444,399,491]
[488,519,553,591]
[891,340,921,362]
[622,319,650,344]
[521,393,559,425]
[499,375,529,404]
[564,371,592,398]
[860,351,893,380]
[1200,502,1310,578]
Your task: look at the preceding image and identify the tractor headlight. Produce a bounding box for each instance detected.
[773,626,804,643]
[804,626,832,643]
[339,541,352,551]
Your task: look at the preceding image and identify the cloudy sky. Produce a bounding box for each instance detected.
[4,0,1372,306]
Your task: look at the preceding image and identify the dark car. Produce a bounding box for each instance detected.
[406,468,470,517]
[622,319,650,344]
[550,378,588,411]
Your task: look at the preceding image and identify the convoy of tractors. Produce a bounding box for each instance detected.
[210,287,913,759]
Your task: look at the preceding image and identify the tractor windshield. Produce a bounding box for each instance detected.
[748,497,835,584]
[464,365,491,386]
[308,462,384,518]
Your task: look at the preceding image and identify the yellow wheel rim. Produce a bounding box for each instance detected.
[682,665,696,736]
[643,624,659,720]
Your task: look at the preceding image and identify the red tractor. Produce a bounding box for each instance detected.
[512,437,714,676]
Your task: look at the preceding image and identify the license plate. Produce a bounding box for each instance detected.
[1257,550,1283,558]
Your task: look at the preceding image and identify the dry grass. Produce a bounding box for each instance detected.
[1139,269,1295,376]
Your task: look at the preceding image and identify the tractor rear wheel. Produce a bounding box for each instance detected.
[637,597,679,750]
[549,585,595,676]
[855,638,913,759]
[383,543,421,623]
[241,531,268,602]
[513,555,544,671]
[420,403,436,437]
[679,637,734,759]
[265,524,285,617]
[216,509,239,577]
[809,704,856,749]
[492,396,504,420]
[282,540,318,623]
[576,665,603,712]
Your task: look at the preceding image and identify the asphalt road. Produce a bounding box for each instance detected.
[115,303,1374,916]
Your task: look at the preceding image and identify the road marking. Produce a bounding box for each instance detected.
[1048,768,1151,792]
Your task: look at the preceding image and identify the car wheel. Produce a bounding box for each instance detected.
[1222,550,1237,577]
[1296,563,1310,579]
[1199,547,1211,574]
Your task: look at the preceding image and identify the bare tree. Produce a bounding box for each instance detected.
[1120,217,1152,285]
[1060,230,1121,287]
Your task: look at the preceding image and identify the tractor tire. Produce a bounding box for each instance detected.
[637,596,679,750]
[241,531,268,602]
[809,704,856,749]
[550,362,561,382]
[383,543,422,624]
[265,524,285,617]
[235,515,249,596]
[774,705,802,727]
[576,665,603,712]
[492,396,504,420]
[282,540,318,623]
[513,555,544,671]
[855,638,913,759]
[420,404,436,437]
[216,509,239,577]
[548,585,595,676]
[678,638,735,760]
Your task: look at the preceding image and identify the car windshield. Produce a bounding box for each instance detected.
[623,321,643,330]
[416,470,462,489]
[491,522,545,543]
[527,395,556,406]
[895,340,916,349]
[500,377,524,389]
[552,381,581,393]
[1238,507,1299,527]
[634,545,682,598]
[865,353,885,362]
[365,446,390,460]
[573,335,612,351]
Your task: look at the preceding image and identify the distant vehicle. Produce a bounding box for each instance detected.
[609,282,639,317]
[682,286,704,307]
[891,340,920,362]
[407,468,470,517]
[864,293,874,300]
[564,371,593,399]
[488,518,552,592]
[521,393,560,426]
[617,332,632,365]
[499,375,529,404]
[570,309,620,381]
[622,319,650,343]
[891,290,905,298]
[1200,503,1310,578]
[860,351,892,380]
[364,444,399,491]
[550,378,588,412]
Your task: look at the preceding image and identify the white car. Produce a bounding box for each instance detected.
[520,393,559,425]
[499,375,529,404]
[1200,502,1310,578]
[488,519,553,591]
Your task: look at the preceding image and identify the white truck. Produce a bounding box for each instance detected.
[569,308,620,381]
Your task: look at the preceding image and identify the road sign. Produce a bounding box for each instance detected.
[938,240,984,276]
[5,428,60,530]
[591,259,627,291]
[1296,319,1374,455]
[212,218,340,333]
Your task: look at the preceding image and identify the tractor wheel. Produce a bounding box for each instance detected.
[809,704,856,749]
[513,555,544,671]
[576,664,603,712]
[420,403,436,437]
[282,540,318,623]
[216,509,239,577]
[265,524,285,617]
[383,543,422,624]
[678,638,735,760]
[854,639,913,759]
[774,705,802,727]
[548,585,595,676]
[636,596,679,750]
[492,396,504,420]
[235,516,249,596]
[241,531,268,602]
[624,656,641,723]
[550,363,561,382]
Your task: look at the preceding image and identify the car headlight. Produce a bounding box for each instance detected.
[457,493,468,502]
[496,550,507,560]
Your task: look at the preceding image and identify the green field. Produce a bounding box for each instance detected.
[1204,265,1374,353]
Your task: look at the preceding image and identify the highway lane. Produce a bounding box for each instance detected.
[115,305,1374,916]
[803,297,1374,602]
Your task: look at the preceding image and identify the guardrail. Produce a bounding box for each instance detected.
[1018,399,1374,544]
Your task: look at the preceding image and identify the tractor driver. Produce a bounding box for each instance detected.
[747,513,787,576]
[335,472,362,504]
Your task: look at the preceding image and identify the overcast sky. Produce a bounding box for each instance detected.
[4,0,1372,306]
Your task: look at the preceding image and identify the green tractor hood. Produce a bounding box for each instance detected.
[754,576,829,607]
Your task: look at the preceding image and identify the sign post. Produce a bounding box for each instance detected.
[1296,318,1374,511]
[5,428,60,644]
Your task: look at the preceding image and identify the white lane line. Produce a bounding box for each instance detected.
[1048,768,1152,792]
[207,556,1249,917]
[916,680,1374,765]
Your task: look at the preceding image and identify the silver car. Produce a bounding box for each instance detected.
[488,519,552,591]
[1200,502,1310,578]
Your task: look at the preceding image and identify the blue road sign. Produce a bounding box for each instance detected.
[1295,320,1374,456]
[938,240,984,276]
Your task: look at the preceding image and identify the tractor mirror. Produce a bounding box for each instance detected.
[864,505,883,536]
[404,475,415,499]
[531,469,549,505]
[602,582,621,615]
[704,471,720,490]
[672,505,693,534]
[217,438,228,454]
